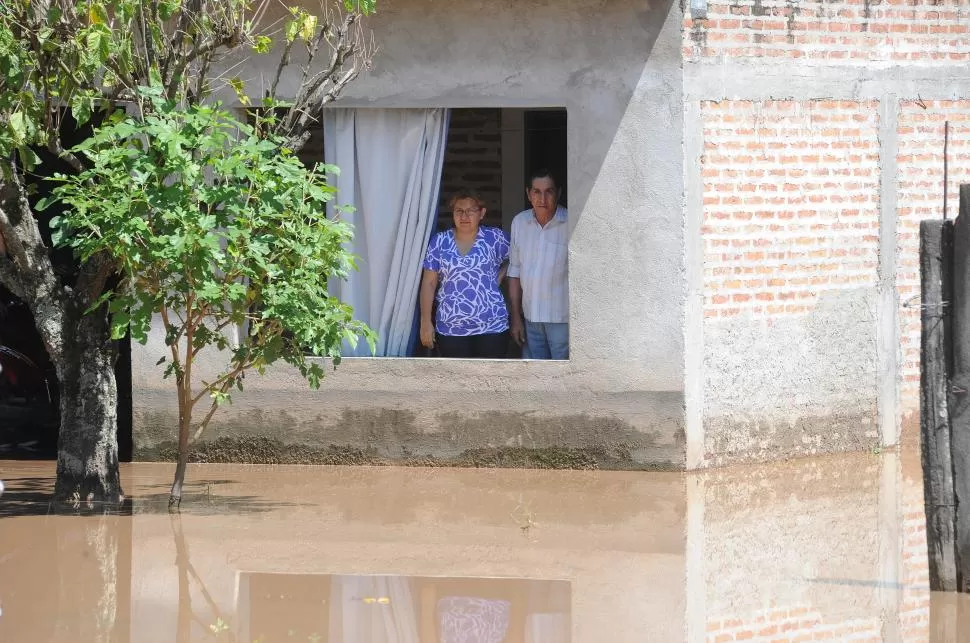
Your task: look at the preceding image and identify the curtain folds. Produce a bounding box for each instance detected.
[323,108,450,357]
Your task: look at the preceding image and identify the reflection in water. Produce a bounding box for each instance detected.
[239,573,570,642]
[0,509,130,642]
[0,450,964,641]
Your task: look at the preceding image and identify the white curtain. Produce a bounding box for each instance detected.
[323,108,449,357]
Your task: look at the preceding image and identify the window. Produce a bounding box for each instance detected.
[260,107,570,360]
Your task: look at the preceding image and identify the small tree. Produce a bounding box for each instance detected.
[42,94,375,506]
[0,0,375,503]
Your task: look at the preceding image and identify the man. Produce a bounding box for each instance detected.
[508,169,569,360]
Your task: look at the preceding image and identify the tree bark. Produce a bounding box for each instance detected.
[169,430,190,508]
[169,373,191,508]
[52,306,124,503]
[3,160,124,504]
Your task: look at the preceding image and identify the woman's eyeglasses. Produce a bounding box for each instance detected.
[453,207,481,218]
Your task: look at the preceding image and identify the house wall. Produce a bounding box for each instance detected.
[130,0,689,468]
[683,0,970,466]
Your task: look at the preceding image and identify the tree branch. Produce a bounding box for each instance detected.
[0,196,32,277]
[0,163,54,277]
[160,306,184,375]
[190,359,253,441]
[191,359,246,407]
[165,28,240,100]
[269,38,295,101]
[47,136,85,175]
[0,163,67,363]
[275,12,373,150]
[74,251,117,310]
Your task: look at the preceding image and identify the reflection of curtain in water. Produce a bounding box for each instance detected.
[524,613,569,643]
[524,579,570,642]
[328,575,420,642]
[436,597,510,643]
[323,108,450,357]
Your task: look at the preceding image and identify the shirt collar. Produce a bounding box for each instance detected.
[530,206,567,225]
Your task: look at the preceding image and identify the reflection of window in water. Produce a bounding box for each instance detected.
[299,107,568,360]
[238,572,571,642]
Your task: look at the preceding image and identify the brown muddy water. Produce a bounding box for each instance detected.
[0,450,967,642]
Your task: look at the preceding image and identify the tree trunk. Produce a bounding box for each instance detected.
[169,377,191,508]
[169,432,190,509]
[52,308,124,503]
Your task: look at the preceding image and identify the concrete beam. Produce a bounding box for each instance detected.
[878,95,901,448]
[684,99,706,469]
[685,63,970,102]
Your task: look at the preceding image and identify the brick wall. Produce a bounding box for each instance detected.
[698,95,970,448]
[702,100,881,319]
[437,108,503,231]
[684,0,970,62]
[896,101,970,418]
[706,608,881,642]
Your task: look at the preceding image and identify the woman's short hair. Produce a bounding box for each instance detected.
[448,191,487,211]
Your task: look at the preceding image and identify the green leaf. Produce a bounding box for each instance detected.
[8,111,26,145]
[344,0,377,15]
[71,92,95,126]
[228,77,250,106]
[86,29,104,62]
[50,221,66,247]
[83,290,113,315]
[284,15,301,43]
[158,0,181,21]
[252,35,272,54]
[88,3,109,26]
[16,146,41,170]
[110,310,131,340]
[300,14,318,41]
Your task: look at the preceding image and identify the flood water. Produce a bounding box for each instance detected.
[0,449,967,642]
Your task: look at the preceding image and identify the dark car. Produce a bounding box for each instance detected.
[0,292,58,458]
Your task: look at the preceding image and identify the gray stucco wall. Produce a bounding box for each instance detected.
[702,290,880,466]
[130,0,689,468]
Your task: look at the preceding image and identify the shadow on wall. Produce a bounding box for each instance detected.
[281,0,680,227]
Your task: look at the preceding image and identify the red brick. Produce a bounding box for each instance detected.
[701,99,879,321]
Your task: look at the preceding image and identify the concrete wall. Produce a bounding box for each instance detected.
[683,0,970,467]
[130,0,689,468]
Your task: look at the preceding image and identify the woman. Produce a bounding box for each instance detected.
[420,192,510,358]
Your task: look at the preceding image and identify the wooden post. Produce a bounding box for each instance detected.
[949,185,970,591]
[921,218,958,591]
